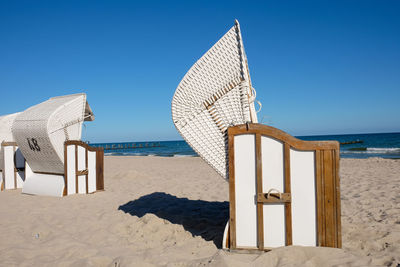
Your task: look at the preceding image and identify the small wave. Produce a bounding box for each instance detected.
[173,154,198,157]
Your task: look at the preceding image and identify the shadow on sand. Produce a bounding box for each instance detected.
[118,192,229,248]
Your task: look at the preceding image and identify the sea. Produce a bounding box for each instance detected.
[91,132,400,159]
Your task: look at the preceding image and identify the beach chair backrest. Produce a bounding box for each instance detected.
[227,123,341,250]
[172,20,258,179]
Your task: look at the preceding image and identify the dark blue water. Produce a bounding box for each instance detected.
[91,132,400,159]
[298,132,400,159]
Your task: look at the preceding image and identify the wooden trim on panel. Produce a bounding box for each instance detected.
[255,134,264,250]
[284,143,292,245]
[76,170,88,176]
[315,150,325,246]
[323,150,334,247]
[75,144,78,194]
[85,148,88,194]
[1,146,4,190]
[96,149,104,191]
[13,146,17,189]
[257,192,291,203]
[228,124,339,151]
[64,140,104,152]
[334,149,342,248]
[1,141,17,147]
[63,142,68,196]
[228,128,236,249]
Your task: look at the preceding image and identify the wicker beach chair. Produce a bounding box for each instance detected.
[172,20,258,180]
[12,93,104,197]
[172,20,341,251]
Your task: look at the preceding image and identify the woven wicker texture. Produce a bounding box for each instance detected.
[0,112,20,171]
[172,20,258,179]
[12,93,91,174]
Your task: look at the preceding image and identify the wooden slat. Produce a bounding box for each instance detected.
[228,128,236,248]
[334,149,342,248]
[85,147,88,194]
[13,145,17,189]
[75,144,78,194]
[323,150,335,247]
[63,143,68,196]
[76,170,88,176]
[315,149,325,246]
[284,143,292,246]
[228,124,339,150]
[257,192,291,203]
[96,149,104,191]
[1,147,4,191]
[255,134,264,250]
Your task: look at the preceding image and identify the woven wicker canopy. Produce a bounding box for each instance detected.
[172,20,258,179]
[12,93,94,174]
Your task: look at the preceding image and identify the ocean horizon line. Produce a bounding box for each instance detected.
[87,130,400,144]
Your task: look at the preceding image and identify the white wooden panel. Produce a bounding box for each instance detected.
[234,134,257,248]
[25,162,33,178]
[4,146,15,189]
[67,145,76,195]
[16,171,24,188]
[78,175,86,194]
[77,146,86,171]
[87,151,96,193]
[290,149,317,246]
[261,136,285,247]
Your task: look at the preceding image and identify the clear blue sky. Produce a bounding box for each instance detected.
[1,0,399,142]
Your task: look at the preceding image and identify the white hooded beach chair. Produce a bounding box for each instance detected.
[172,20,341,251]
[0,113,25,190]
[12,93,104,197]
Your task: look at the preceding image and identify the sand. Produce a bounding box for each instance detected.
[0,156,399,266]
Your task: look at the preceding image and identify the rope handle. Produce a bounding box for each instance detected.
[248,87,262,113]
[266,188,282,199]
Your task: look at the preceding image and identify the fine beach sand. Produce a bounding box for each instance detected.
[0,157,399,266]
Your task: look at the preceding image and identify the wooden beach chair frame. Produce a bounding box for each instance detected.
[21,140,104,197]
[63,140,104,195]
[223,123,341,250]
[0,141,25,191]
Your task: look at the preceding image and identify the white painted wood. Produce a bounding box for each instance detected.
[234,134,257,248]
[290,149,317,246]
[67,145,76,195]
[25,162,33,178]
[4,146,15,189]
[87,150,96,193]
[0,171,3,189]
[261,136,285,247]
[16,171,24,188]
[78,175,86,194]
[77,146,86,194]
[77,146,86,171]
[22,173,65,197]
